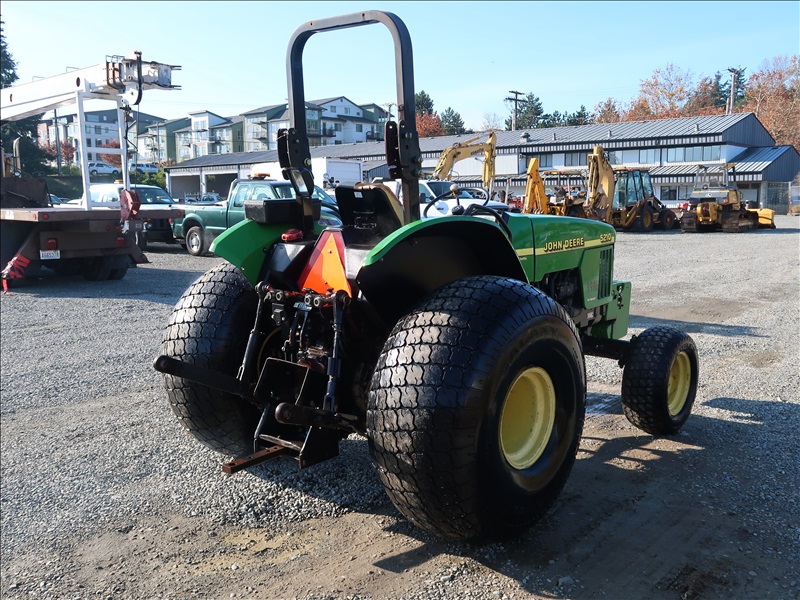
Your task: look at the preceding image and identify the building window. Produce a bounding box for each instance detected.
[666,147,684,162]
[330,106,337,113]
[355,124,363,133]
[531,154,552,168]
[606,150,622,164]
[86,138,92,147]
[703,145,721,161]
[94,126,101,134]
[334,123,343,132]
[639,148,658,163]
[564,152,587,167]
[344,107,351,114]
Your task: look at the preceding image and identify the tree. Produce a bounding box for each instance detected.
[629,63,694,119]
[683,74,726,116]
[60,140,76,163]
[538,111,567,128]
[504,92,544,130]
[440,107,466,135]
[593,98,622,123]
[567,105,593,126]
[99,140,122,168]
[415,90,434,115]
[1,21,53,175]
[742,55,800,149]
[481,112,503,132]
[417,111,444,137]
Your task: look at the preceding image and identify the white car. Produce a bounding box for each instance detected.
[132,162,159,175]
[87,161,121,177]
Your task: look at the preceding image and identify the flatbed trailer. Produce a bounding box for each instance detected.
[0,204,177,287]
[0,52,180,287]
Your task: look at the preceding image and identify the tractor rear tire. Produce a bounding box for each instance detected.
[367,275,586,542]
[621,326,699,435]
[160,262,262,456]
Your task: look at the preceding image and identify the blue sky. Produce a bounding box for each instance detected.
[2,1,798,130]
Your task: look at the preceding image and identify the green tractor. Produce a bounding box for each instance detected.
[154,11,699,543]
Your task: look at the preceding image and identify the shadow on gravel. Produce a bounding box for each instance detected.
[364,403,797,599]
[629,314,765,338]
[1,265,203,305]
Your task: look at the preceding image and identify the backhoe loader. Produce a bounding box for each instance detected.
[515,158,587,217]
[585,145,678,231]
[680,164,775,232]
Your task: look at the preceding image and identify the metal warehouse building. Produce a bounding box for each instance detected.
[166,113,800,213]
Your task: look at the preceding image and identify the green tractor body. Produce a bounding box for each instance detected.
[154,10,698,543]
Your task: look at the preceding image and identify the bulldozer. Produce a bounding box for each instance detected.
[680,164,775,232]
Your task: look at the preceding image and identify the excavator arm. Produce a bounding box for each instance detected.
[432,132,497,195]
[585,145,616,224]
[522,158,550,214]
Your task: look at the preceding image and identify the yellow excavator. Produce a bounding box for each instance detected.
[517,159,587,217]
[431,132,497,199]
[679,164,775,232]
[584,145,678,231]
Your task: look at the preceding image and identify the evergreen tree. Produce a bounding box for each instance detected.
[567,105,593,126]
[1,21,53,174]
[415,90,434,115]
[504,92,544,130]
[440,107,466,135]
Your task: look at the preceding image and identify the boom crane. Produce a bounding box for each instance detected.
[1,53,180,287]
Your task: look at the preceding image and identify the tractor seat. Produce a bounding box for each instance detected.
[335,183,404,245]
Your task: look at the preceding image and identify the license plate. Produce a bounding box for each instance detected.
[39,250,61,260]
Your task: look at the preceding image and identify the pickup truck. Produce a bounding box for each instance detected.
[172,178,341,256]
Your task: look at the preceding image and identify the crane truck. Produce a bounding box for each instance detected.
[0,53,180,287]
[154,10,699,543]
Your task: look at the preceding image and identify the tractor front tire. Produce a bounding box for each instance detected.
[367,276,586,542]
[621,326,699,435]
[160,262,261,456]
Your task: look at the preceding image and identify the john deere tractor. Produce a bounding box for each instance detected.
[154,11,699,543]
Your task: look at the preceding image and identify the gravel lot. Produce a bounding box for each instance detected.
[1,215,798,599]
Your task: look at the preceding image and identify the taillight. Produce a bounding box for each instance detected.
[116,236,125,247]
[46,238,58,250]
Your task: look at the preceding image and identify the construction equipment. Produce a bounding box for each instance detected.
[154,10,698,544]
[1,53,180,286]
[584,145,678,231]
[431,132,497,199]
[680,164,775,232]
[515,159,587,217]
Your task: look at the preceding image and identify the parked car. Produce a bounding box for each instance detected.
[87,161,121,177]
[131,162,159,175]
[86,183,178,249]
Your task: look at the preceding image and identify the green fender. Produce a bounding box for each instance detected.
[357,216,527,326]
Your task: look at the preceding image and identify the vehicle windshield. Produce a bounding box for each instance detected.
[272,183,337,206]
[426,181,473,200]
[135,187,174,204]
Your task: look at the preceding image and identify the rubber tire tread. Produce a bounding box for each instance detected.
[621,326,699,435]
[367,275,586,542]
[160,262,260,456]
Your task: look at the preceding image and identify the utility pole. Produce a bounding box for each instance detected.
[727,68,738,115]
[505,90,525,131]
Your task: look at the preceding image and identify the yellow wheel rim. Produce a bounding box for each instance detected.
[499,367,556,470]
[667,351,692,416]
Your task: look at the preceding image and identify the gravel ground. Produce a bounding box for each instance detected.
[1,215,798,599]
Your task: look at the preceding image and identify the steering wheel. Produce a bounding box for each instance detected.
[422,184,463,218]
[463,204,513,239]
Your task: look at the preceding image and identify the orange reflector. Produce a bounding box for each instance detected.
[46,238,58,250]
[298,230,351,296]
